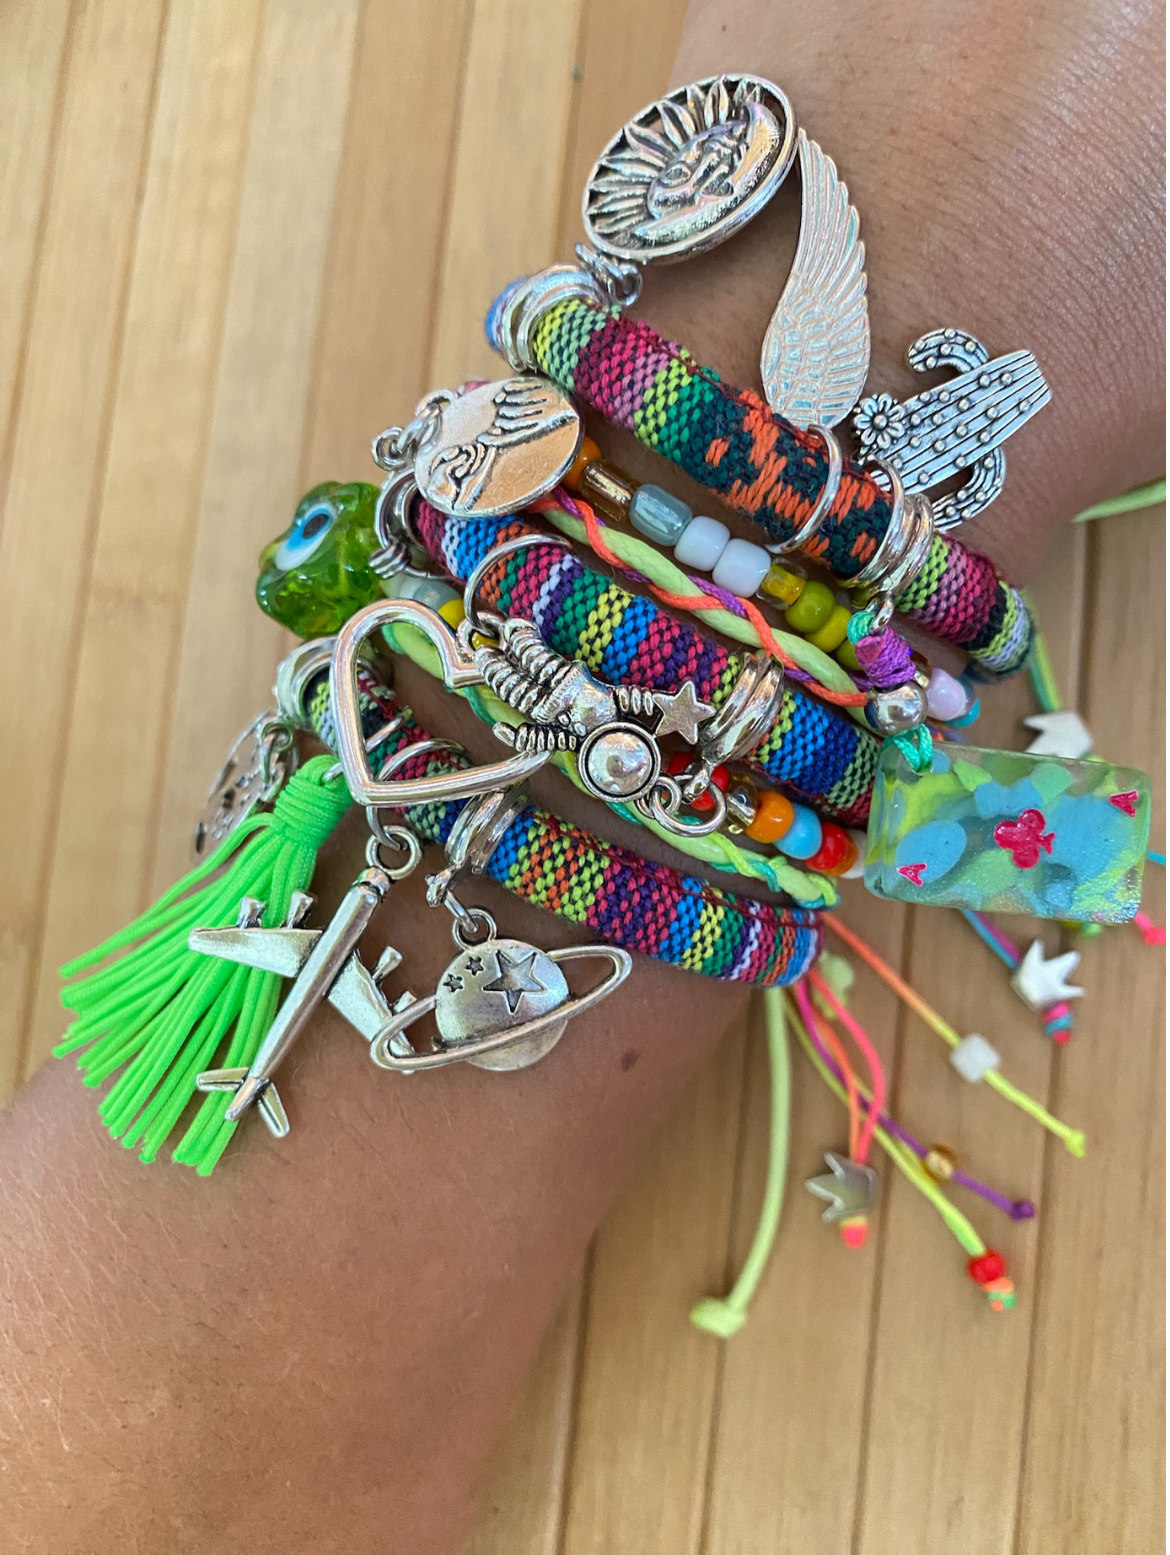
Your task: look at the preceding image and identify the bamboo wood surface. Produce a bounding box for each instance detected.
[0,4,1162,1551]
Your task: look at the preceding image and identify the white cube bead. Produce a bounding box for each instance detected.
[674,515,729,571]
[712,536,772,596]
[950,1032,1001,1083]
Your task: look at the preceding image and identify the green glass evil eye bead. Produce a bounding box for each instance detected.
[256,481,383,638]
[784,579,836,634]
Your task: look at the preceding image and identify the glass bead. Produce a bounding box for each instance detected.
[744,789,794,843]
[256,481,382,638]
[760,563,806,606]
[806,603,852,653]
[712,537,772,596]
[784,579,835,634]
[385,571,461,613]
[777,803,823,860]
[925,666,968,721]
[564,435,602,491]
[864,741,1151,922]
[674,514,730,570]
[841,830,868,877]
[580,460,636,520]
[630,483,692,545]
[923,1145,957,1182]
[806,821,853,874]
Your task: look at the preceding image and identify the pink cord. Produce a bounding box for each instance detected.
[807,969,888,1163]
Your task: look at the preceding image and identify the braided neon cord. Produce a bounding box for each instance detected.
[538,493,868,715]
[825,916,1085,1155]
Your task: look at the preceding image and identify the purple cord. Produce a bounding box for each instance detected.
[801,999,1036,1222]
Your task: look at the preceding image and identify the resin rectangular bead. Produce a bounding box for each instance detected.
[864,742,1151,922]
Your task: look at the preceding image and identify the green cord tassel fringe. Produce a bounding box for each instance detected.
[56,756,352,1175]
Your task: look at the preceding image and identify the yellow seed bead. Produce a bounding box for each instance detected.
[438,597,466,628]
[745,789,795,843]
[806,603,852,653]
[835,636,861,673]
[760,562,806,606]
[924,1145,958,1182]
[785,579,836,634]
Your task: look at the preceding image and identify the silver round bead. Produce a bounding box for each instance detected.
[577,724,660,800]
[867,681,929,736]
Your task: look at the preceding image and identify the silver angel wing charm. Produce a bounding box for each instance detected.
[852,329,1052,530]
[760,130,870,429]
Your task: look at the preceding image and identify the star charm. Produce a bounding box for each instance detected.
[804,1151,878,1223]
[1023,710,1093,760]
[1011,939,1084,1011]
[483,946,546,1014]
[651,681,716,743]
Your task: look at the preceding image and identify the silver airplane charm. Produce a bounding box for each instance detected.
[852,328,1052,530]
[191,868,414,1137]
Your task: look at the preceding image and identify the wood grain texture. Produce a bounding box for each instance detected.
[0,5,1161,1551]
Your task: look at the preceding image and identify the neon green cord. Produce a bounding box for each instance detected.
[691,987,791,1337]
[1073,478,1165,521]
[382,620,838,908]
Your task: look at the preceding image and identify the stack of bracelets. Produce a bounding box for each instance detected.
[58,75,1154,1318]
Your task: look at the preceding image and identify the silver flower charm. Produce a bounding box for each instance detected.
[852,391,906,454]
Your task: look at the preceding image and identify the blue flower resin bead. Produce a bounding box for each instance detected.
[629,483,692,545]
[777,802,823,860]
[864,741,1151,922]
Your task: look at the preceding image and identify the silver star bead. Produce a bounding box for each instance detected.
[651,681,716,743]
[482,946,547,1014]
[804,1150,878,1223]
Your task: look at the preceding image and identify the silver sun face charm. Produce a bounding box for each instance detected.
[582,75,797,263]
[414,376,582,519]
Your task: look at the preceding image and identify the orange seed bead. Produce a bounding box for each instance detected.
[745,789,795,844]
[564,435,602,491]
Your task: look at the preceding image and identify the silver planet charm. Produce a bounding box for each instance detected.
[414,376,582,518]
[582,75,796,263]
[371,939,632,1073]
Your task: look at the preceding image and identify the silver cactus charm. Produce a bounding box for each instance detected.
[852,329,1051,530]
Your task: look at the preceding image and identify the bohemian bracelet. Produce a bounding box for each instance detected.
[55,72,1155,1317]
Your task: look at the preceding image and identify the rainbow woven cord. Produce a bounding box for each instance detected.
[414,501,879,828]
[306,667,821,987]
[515,297,1033,678]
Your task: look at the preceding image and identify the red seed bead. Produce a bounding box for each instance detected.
[666,751,729,813]
[967,1250,1007,1285]
[805,821,852,874]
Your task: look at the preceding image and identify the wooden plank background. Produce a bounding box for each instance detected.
[0,2,1162,1550]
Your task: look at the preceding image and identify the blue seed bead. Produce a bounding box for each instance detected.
[629,483,692,545]
[776,802,823,860]
[385,570,460,612]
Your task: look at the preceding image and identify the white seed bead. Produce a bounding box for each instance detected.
[841,829,868,878]
[674,514,730,571]
[711,536,772,596]
[950,1032,1001,1083]
[925,666,969,721]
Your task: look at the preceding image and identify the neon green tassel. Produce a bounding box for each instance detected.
[57,755,353,1174]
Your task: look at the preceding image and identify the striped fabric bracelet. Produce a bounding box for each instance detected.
[494,296,1033,678]
[413,499,881,828]
[305,663,822,988]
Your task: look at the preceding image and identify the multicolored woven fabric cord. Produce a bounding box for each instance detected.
[306,666,821,988]
[495,296,1033,678]
[414,500,880,828]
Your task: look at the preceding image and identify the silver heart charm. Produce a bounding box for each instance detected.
[329,597,550,808]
